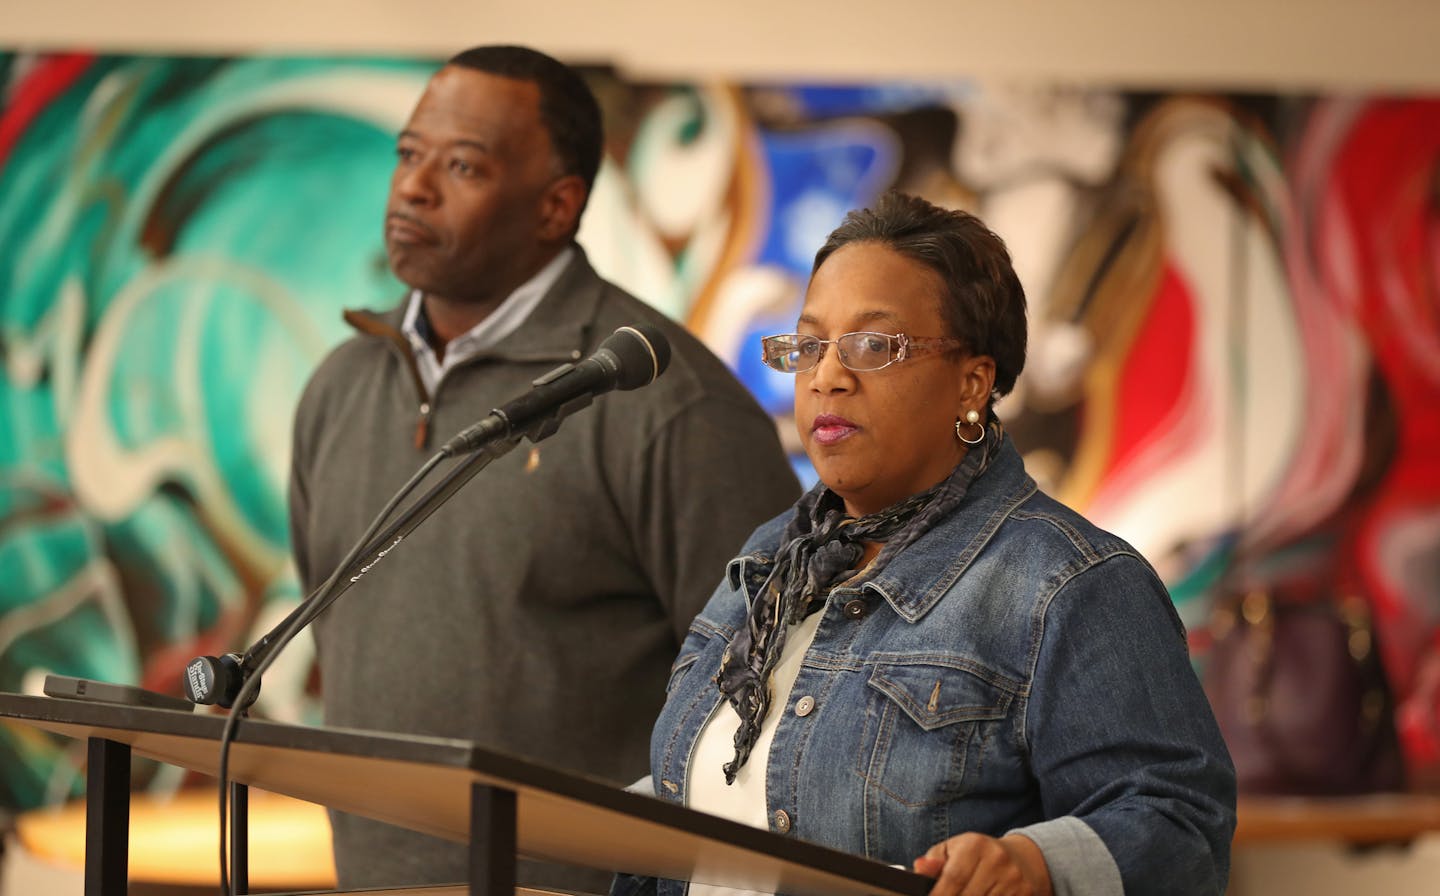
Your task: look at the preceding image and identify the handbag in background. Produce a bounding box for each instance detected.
[1203,583,1406,796]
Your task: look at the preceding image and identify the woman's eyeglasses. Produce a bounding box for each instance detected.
[760,332,962,373]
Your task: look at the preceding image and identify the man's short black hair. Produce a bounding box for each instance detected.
[447,45,603,194]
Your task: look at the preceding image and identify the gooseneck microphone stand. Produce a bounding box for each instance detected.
[213,429,522,896]
[208,392,598,896]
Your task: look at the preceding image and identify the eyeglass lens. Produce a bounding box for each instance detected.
[763,333,898,373]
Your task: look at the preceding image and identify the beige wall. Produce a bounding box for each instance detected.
[3,0,1439,91]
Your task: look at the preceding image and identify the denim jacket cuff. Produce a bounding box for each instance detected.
[1006,816,1122,896]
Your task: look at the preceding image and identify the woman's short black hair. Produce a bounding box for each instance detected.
[812,191,1028,399]
[447,44,603,194]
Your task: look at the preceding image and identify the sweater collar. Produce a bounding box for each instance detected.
[347,244,607,365]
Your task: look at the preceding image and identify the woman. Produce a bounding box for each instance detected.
[631,192,1235,896]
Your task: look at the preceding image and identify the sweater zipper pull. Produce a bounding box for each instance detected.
[414,401,432,450]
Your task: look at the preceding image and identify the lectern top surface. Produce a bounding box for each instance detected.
[0,692,931,896]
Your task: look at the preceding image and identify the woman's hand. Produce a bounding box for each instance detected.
[913,832,1052,896]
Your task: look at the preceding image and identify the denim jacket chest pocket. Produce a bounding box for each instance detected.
[856,658,1016,807]
[665,614,733,698]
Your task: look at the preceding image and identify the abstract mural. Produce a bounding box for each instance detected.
[2,51,1437,813]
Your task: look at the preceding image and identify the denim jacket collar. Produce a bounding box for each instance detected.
[725,437,1039,623]
[863,440,1037,623]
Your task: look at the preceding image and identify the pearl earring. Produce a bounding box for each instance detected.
[956,409,984,445]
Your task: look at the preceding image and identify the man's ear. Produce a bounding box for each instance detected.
[960,354,997,407]
[538,174,587,242]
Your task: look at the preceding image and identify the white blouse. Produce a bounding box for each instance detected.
[685,610,825,896]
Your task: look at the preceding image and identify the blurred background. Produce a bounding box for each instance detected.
[1,1,1437,893]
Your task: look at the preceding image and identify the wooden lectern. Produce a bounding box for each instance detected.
[0,693,930,896]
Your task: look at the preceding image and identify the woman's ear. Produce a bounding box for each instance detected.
[959,355,997,408]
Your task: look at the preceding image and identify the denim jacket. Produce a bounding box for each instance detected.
[632,438,1235,896]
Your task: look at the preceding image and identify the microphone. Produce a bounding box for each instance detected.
[441,324,671,455]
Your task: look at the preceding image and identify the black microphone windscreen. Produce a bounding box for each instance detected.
[607,325,671,391]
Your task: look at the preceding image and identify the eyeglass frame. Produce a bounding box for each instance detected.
[760,331,966,374]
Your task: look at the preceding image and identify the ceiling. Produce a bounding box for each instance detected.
[4,0,1438,92]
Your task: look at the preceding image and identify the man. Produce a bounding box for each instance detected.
[288,45,799,891]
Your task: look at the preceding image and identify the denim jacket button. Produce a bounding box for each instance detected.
[794,695,816,717]
[772,809,792,833]
[843,599,868,620]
